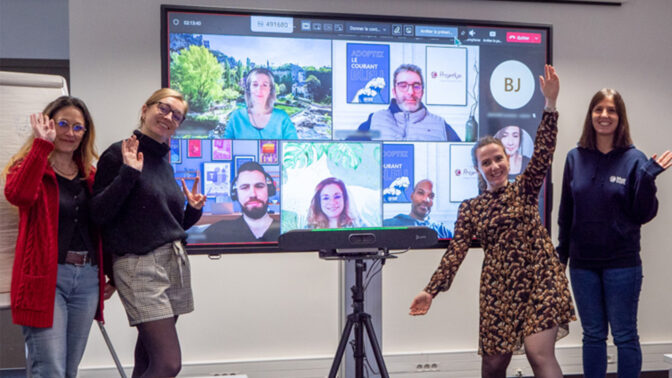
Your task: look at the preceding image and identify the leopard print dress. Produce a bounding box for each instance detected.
[424,111,575,355]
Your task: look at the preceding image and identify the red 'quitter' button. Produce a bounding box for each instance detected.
[506,32,541,44]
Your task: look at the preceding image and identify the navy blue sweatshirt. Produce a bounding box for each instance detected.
[557,145,663,269]
[91,130,202,256]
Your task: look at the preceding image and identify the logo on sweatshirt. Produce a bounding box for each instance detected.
[610,175,626,185]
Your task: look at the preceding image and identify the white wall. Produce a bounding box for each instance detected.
[0,0,69,59]
[67,0,672,374]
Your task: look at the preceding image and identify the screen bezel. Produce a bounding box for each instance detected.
[160,5,553,254]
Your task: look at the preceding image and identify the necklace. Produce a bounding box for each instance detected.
[248,110,270,129]
[50,160,78,178]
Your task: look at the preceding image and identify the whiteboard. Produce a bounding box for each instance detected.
[0,71,68,308]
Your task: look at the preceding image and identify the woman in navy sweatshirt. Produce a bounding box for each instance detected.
[92,88,206,377]
[557,88,671,378]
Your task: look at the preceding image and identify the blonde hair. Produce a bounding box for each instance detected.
[243,68,276,111]
[140,88,188,127]
[2,96,98,180]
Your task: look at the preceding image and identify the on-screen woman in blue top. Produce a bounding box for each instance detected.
[224,68,298,140]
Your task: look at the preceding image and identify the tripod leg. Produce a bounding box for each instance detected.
[97,321,128,378]
[355,318,365,377]
[329,315,356,378]
[362,315,389,378]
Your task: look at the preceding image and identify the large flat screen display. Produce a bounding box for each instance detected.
[161,6,552,253]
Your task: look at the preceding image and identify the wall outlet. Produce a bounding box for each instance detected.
[415,362,440,372]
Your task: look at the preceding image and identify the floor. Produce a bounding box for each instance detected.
[1,369,669,378]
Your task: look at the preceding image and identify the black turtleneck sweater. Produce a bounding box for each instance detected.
[91,130,202,256]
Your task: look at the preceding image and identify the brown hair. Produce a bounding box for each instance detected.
[471,136,506,192]
[2,96,98,179]
[307,177,355,229]
[494,125,523,157]
[578,88,632,150]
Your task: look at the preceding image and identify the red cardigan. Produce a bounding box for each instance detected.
[4,138,108,327]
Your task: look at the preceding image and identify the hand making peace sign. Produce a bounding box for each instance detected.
[181,177,206,210]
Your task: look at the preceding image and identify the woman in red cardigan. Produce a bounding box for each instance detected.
[3,96,114,378]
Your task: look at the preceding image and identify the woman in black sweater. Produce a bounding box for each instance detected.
[92,88,205,377]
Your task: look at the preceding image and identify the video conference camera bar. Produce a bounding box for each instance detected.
[278,226,438,258]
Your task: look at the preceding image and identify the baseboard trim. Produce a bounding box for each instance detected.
[79,342,672,377]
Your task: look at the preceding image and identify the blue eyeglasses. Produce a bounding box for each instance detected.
[56,120,87,134]
[156,101,185,123]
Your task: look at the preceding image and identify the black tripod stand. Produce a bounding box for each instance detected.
[278,227,438,377]
[326,254,392,378]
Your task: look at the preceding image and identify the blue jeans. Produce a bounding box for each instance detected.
[22,263,99,378]
[570,266,643,378]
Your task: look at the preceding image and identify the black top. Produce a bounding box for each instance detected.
[200,216,280,243]
[56,173,96,264]
[91,130,202,256]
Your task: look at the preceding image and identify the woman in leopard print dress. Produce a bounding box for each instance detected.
[410,65,575,378]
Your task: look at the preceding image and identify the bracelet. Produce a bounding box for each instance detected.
[544,106,557,112]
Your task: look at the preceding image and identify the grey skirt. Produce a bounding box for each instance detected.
[113,241,194,326]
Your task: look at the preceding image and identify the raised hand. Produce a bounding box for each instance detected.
[30,113,56,142]
[122,135,144,172]
[182,177,206,210]
[409,290,433,316]
[539,64,559,109]
[652,150,672,171]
